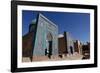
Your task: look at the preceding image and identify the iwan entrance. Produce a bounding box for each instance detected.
[45,33,53,58]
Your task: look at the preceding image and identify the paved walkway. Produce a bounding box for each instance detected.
[22,54,83,62]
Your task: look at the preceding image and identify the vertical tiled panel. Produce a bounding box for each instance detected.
[33,13,58,56]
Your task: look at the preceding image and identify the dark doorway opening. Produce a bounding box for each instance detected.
[70,46,73,54]
[48,41,52,58]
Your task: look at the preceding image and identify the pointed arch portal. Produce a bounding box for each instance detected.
[46,32,53,58]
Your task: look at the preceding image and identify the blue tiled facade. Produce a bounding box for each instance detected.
[66,32,75,54]
[33,14,58,56]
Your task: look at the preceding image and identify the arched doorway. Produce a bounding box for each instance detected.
[46,32,53,58]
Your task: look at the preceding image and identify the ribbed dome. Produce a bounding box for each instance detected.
[29,19,36,32]
[31,19,36,24]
